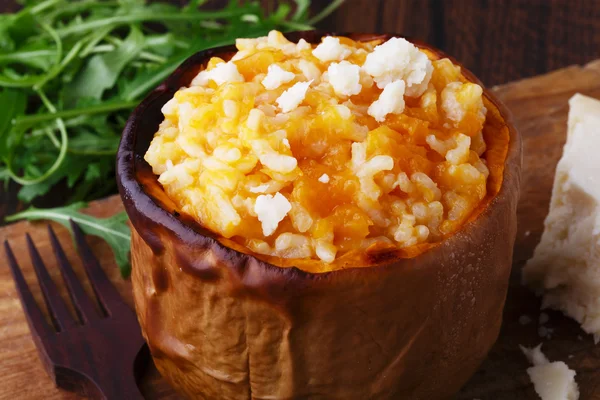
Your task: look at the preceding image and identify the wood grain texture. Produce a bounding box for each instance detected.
[316,0,600,86]
[1,0,600,223]
[2,60,600,398]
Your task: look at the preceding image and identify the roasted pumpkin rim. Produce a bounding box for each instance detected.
[117,30,522,276]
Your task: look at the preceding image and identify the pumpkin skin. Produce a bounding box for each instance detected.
[117,32,522,399]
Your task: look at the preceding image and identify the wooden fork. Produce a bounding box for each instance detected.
[4,221,146,399]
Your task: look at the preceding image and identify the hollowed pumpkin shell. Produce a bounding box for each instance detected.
[117,31,522,399]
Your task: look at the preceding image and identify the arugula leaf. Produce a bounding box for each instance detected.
[65,26,144,105]
[6,202,132,277]
[17,172,61,202]
[0,89,27,157]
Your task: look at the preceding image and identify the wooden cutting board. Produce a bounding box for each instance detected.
[1,60,600,400]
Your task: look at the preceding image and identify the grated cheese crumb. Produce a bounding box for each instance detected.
[327,61,362,96]
[262,64,296,90]
[368,80,406,122]
[362,37,433,97]
[312,36,352,63]
[276,80,312,113]
[296,38,312,52]
[254,192,292,236]
[318,173,330,183]
[191,62,244,87]
[520,344,579,400]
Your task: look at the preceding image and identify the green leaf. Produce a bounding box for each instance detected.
[0,42,56,71]
[0,89,27,157]
[293,0,310,21]
[6,202,132,277]
[16,172,62,202]
[65,26,144,105]
[183,0,208,11]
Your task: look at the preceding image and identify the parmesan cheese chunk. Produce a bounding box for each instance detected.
[362,37,433,97]
[276,80,312,113]
[520,344,579,400]
[312,36,352,63]
[522,94,600,340]
[368,80,406,122]
[254,192,292,236]
[296,38,312,52]
[327,61,362,96]
[262,64,295,90]
[191,62,244,87]
[318,173,330,183]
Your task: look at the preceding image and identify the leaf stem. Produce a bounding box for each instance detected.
[34,38,84,90]
[307,0,346,25]
[56,10,251,37]
[5,209,131,241]
[14,100,139,126]
[6,89,69,186]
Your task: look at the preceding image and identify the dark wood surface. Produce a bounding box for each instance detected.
[2,60,600,399]
[1,0,600,218]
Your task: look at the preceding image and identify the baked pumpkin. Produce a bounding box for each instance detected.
[117,31,521,399]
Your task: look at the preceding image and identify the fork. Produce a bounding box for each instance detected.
[4,221,146,399]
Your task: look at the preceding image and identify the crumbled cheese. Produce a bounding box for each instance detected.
[368,80,406,122]
[327,61,362,96]
[191,62,244,87]
[276,80,312,113]
[262,64,295,90]
[318,173,330,183]
[254,192,292,236]
[161,98,178,117]
[312,36,352,63]
[522,94,600,340]
[520,344,579,400]
[362,37,433,97]
[296,38,312,52]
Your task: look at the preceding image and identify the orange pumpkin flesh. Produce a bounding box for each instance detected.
[117,31,521,399]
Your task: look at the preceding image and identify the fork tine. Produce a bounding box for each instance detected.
[4,241,54,338]
[69,220,127,315]
[47,225,101,322]
[26,234,77,331]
